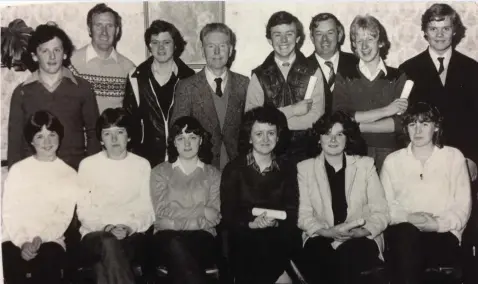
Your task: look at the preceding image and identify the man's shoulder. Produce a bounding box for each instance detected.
[339,51,358,63]
[451,50,478,68]
[399,50,428,70]
[115,51,136,70]
[70,45,88,65]
[229,71,250,86]
[177,71,202,88]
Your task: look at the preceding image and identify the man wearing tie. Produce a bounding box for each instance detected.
[307,13,358,115]
[170,23,249,170]
[399,4,478,283]
[246,11,325,164]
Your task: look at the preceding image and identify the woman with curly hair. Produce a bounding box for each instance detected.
[149,116,221,284]
[298,110,388,284]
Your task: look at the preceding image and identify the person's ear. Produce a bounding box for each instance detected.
[32,53,38,62]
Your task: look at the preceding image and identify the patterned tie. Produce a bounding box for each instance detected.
[214,77,223,97]
[437,57,445,75]
[324,61,336,88]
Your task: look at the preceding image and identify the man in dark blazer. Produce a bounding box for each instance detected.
[170,23,249,170]
[399,4,478,283]
[307,13,358,115]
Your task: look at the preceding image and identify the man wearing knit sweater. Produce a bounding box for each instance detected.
[70,3,135,113]
[332,15,408,171]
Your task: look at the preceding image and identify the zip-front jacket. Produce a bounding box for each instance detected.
[123,56,195,167]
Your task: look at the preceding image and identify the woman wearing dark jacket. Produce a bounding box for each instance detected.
[123,19,195,167]
[220,106,302,284]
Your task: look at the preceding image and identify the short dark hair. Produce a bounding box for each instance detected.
[266,11,305,50]
[87,3,122,44]
[199,23,236,49]
[96,108,133,142]
[421,3,466,47]
[402,102,444,148]
[24,110,64,148]
[238,106,290,156]
[167,116,213,164]
[309,13,345,46]
[27,23,74,70]
[350,14,391,59]
[312,110,366,156]
[144,20,187,58]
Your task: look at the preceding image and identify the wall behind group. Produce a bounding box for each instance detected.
[1,0,478,169]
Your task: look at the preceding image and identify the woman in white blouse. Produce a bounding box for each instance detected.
[381,102,471,284]
[77,108,155,284]
[2,110,78,284]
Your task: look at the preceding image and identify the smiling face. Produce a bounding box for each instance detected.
[407,120,437,148]
[149,32,175,64]
[353,28,381,66]
[425,17,453,55]
[174,127,202,160]
[101,126,129,159]
[250,122,278,156]
[31,125,60,161]
[202,31,232,72]
[311,18,341,60]
[32,37,66,75]
[90,12,118,52]
[268,23,299,61]
[320,123,347,157]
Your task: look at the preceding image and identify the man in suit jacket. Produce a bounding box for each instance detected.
[170,23,249,170]
[399,4,478,283]
[307,13,358,115]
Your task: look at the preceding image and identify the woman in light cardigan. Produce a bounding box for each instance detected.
[2,110,78,284]
[77,108,155,284]
[298,110,389,284]
[381,102,471,284]
[150,116,221,284]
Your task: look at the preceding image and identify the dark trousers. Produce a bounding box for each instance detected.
[151,230,216,284]
[385,223,461,284]
[300,236,382,284]
[229,227,302,284]
[80,231,146,284]
[2,241,66,284]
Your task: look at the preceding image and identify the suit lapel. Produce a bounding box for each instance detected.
[196,70,221,132]
[314,154,334,224]
[423,49,445,88]
[222,71,236,134]
[345,155,357,204]
[444,50,459,89]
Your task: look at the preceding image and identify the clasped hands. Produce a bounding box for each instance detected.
[315,219,370,242]
[407,212,439,232]
[21,236,42,261]
[249,212,278,229]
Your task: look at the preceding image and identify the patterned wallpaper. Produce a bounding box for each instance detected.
[1,1,478,180]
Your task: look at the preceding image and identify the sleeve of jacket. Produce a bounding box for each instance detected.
[297,160,330,236]
[123,72,143,154]
[170,79,192,126]
[361,158,390,239]
[380,155,409,225]
[8,85,26,168]
[81,81,101,156]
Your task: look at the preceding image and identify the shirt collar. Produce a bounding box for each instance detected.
[315,51,339,73]
[23,67,78,86]
[172,158,205,173]
[358,57,387,81]
[406,143,440,160]
[274,52,296,68]
[205,66,228,91]
[324,153,347,173]
[246,151,280,174]
[428,47,452,72]
[86,43,118,63]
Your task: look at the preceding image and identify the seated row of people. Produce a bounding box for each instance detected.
[2,103,472,284]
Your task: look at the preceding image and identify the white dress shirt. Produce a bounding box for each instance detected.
[428,46,452,72]
[205,66,228,93]
[359,57,388,81]
[380,144,471,241]
[315,51,339,89]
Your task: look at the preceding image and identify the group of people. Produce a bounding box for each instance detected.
[2,2,477,284]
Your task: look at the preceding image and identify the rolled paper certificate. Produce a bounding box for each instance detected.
[252,207,287,220]
[397,80,414,115]
[303,76,318,100]
[338,218,365,232]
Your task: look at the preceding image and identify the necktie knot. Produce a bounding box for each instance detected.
[437,57,445,75]
[214,77,223,97]
[282,62,291,67]
[324,61,336,88]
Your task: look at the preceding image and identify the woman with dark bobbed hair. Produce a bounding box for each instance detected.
[298,110,388,284]
[2,110,79,284]
[150,116,220,284]
[220,106,302,284]
[123,19,195,167]
[76,108,154,283]
[381,102,471,284]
